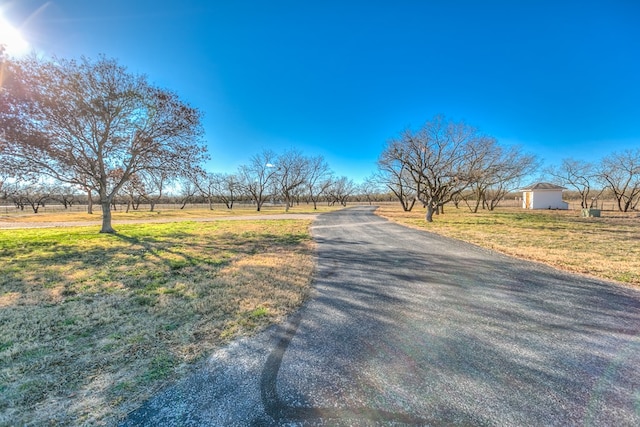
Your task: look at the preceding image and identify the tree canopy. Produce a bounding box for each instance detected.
[378,116,537,220]
[0,53,207,232]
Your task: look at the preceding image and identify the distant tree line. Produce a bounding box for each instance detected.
[189,148,363,212]
[0,155,376,214]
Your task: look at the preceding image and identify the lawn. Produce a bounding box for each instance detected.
[376,204,640,286]
[0,218,315,425]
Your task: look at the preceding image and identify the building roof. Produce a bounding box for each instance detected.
[520,182,567,191]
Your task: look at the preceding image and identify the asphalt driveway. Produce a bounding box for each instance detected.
[122,206,640,426]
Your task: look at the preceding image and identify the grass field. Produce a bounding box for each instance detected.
[376,204,640,286]
[0,216,315,425]
[2,203,638,425]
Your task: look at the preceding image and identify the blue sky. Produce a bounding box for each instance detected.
[2,0,639,182]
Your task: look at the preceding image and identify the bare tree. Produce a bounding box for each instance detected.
[191,171,216,210]
[4,181,25,210]
[50,183,81,209]
[5,179,51,213]
[193,172,240,210]
[273,149,309,212]
[139,170,169,212]
[305,155,332,210]
[598,149,640,212]
[465,141,538,212]
[176,175,199,209]
[377,148,417,211]
[326,176,355,207]
[357,175,384,205]
[238,150,278,211]
[545,158,603,209]
[0,54,207,232]
[382,116,484,222]
[213,173,240,209]
[120,172,145,212]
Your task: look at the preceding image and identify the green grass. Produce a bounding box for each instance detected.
[0,219,315,426]
[377,205,640,286]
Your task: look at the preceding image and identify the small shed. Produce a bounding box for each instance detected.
[521,182,569,210]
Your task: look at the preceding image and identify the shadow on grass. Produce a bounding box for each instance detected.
[1,221,314,425]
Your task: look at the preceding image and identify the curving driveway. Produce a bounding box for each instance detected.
[122,206,640,426]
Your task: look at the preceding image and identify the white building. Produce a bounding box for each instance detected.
[521,182,569,210]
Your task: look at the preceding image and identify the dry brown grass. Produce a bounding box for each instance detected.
[376,204,640,286]
[0,219,314,425]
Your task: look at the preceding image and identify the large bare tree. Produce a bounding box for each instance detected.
[0,54,207,232]
[381,116,486,221]
[379,116,536,219]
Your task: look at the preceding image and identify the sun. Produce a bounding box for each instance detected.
[0,13,29,56]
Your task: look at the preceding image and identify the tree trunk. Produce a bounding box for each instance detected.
[473,198,481,213]
[100,200,116,233]
[399,196,415,212]
[87,190,93,214]
[425,205,435,222]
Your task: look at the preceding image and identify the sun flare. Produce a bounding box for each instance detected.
[0,14,29,56]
